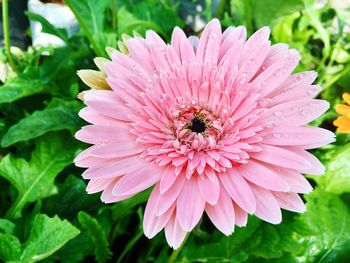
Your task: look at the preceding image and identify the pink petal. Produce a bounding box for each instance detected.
[159,169,179,194]
[269,167,313,193]
[198,173,220,205]
[143,184,174,238]
[288,147,326,175]
[234,204,248,227]
[74,145,110,168]
[147,32,171,72]
[262,126,335,149]
[156,175,186,216]
[273,192,306,213]
[205,187,235,236]
[83,90,130,121]
[261,99,329,126]
[250,144,312,171]
[196,18,222,64]
[75,124,135,145]
[177,176,205,231]
[127,38,155,74]
[219,26,246,60]
[238,160,290,192]
[268,71,319,106]
[112,166,162,197]
[101,178,133,203]
[74,156,109,168]
[219,170,256,213]
[78,107,116,125]
[251,185,282,224]
[90,142,143,158]
[251,49,300,97]
[86,178,113,194]
[171,27,195,63]
[82,156,144,179]
[238,41,270,83]
[241,27,270,62]
[165,214,188,249]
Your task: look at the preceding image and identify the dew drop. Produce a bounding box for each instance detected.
[301,110,309,116]
[258,98,271,107]
[274,111,282,117]
[274,69,284,77]
[273,133,281,138]
[247,58,256,65]
[261,81,268,86]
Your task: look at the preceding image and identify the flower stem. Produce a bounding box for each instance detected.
[167,232,190,263]
[2,0,18,72]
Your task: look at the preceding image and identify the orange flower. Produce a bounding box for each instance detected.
[334,93,350,133]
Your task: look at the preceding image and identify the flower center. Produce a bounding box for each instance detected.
[189,116,206,133]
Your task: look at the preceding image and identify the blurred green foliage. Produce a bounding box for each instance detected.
[0,0,349,262]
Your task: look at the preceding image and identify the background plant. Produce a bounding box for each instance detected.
[0,0,349,262]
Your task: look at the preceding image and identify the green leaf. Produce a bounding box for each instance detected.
[0,233,22,262]
[49,232,93,263]
[311,144,350,194]
[180,190,350,262]
[25,11,69,42]
[20,214,80,263]
[116,7,165,37]
[272,13,300,43]
[249,0,304,27]
[39,47,74,84]
[180,215,297,262]
[1,98,83,147]
[0,219,16,235]
[44,175,100,218]
[0,134,77,218]
[78,211,112,263]
[0,67,44,104]
[129,0,183,39]
[65,0,110,56]
[295,190,350,263]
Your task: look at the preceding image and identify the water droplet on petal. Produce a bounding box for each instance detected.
[261,81,268,87]
[247,58,256,65]
[273,133,281,138]
[274,111,282,117]
[301,110,309,116]
[307,88,319,96]
[241,72,248,78]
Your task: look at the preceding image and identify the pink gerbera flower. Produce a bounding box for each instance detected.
[74,19,335,249]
